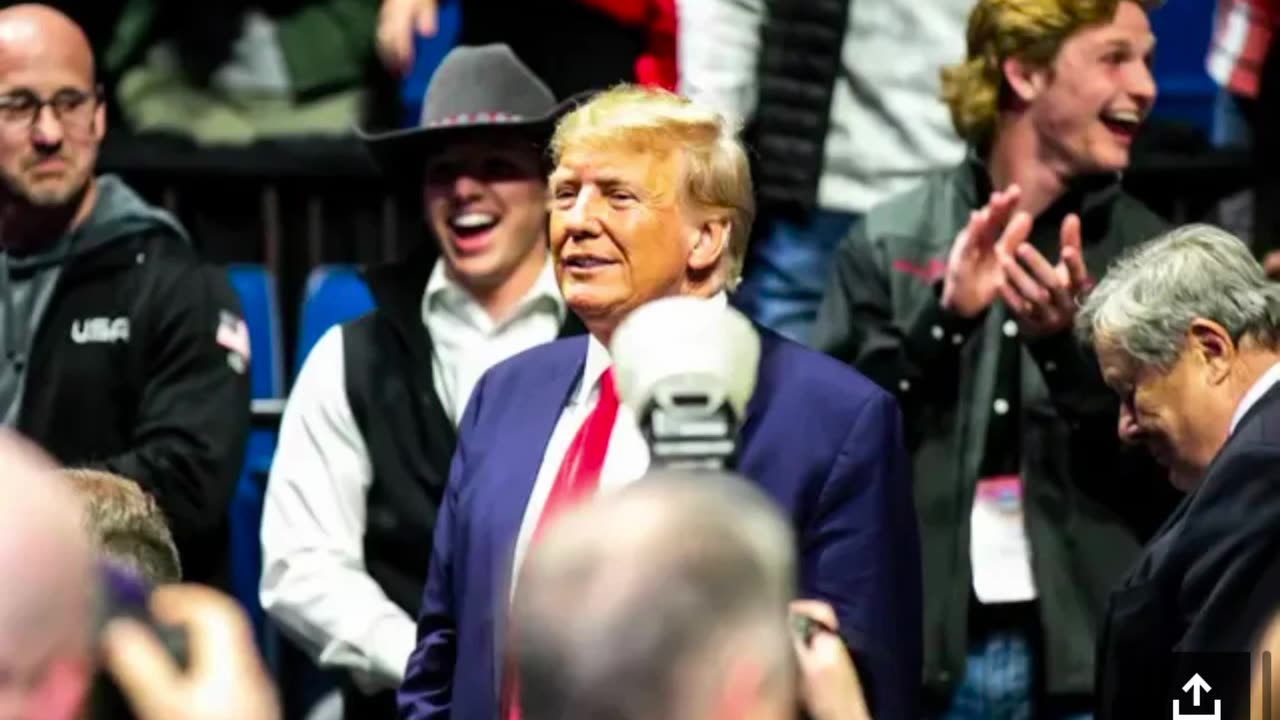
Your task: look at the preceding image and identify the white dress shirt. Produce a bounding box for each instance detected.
[260,257,563,691]
[425,258,565,424]
[510,292,729,592]
[1230,361,1280,435]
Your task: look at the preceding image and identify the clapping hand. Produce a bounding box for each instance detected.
[941,185,1034,318]
[997,213,1094,339]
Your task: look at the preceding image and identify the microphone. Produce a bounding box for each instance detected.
[610,296,761,470]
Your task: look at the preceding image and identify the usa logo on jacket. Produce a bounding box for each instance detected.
[70,317,129,344]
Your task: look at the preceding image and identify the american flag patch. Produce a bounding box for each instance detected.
[216,311,251,362]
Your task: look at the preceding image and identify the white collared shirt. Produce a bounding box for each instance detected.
[1230,361,1280,435]
[260,256,564,692]
[510,291,729,592]
[424,258,565,424]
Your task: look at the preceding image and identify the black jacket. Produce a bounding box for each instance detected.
[749,0,851,218]
[13,176,250,587]
[1096,380,1280,719]
[813,158,1182,698]
[340,249,583,719]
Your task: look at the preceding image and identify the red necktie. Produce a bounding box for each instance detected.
[502,367,620,720]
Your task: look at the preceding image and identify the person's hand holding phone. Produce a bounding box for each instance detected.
[789,600,871,720]
[100,584,280,720]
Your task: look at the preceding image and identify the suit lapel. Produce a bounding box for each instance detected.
[488,337,587,701]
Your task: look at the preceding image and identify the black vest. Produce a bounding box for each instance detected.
[750,0,851,219]
[340,250,584,718]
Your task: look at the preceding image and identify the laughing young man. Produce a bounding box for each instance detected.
[814,0,1180,717]
[259,45,583,720]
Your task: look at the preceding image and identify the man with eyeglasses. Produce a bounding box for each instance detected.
[0,4,250,589]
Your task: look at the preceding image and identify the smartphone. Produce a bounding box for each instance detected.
[86,563,188,720]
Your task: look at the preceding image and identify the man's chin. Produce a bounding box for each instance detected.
[566,289,628,326]
[14,177,86,210]
[447,255,506,287]
[1083,148,1131,176]
[1164,460,1203,492]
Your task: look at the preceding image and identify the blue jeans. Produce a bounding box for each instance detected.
[935,630,1093,720]
[1212,89,1256,149]
[1210,90,1256,244]
[733,210,860,344]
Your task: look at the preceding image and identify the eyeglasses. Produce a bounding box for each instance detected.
[0,86,102,133]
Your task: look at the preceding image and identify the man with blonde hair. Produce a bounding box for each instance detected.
[399,85,923,720]
[814,0,1176,716]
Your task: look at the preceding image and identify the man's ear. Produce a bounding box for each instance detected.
[689,216,730,275]
[93,97,107,144]
[1187,318,1236,386]
[1002,56,1049,104]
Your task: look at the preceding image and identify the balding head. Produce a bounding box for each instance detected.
[0,430,96,720]
[0,4,101,219]
[0,4,93,80]
[513,471,797,720]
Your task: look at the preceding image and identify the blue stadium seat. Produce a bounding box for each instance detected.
[225,264,285,658]
[294,265,375,376]
[227,264,285,400]
[271,264,375,719]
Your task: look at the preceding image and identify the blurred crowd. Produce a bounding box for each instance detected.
[5,1,1280,720]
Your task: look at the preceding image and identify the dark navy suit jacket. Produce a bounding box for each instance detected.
[397,330,923,720]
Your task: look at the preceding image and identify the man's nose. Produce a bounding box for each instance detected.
[450,173,485,200]
[1128,63,1157,110]
[1117,403,1142,444]
[559,191,602,237]
[31,104,64,148]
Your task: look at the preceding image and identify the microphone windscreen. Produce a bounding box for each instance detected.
[610,297,761,419]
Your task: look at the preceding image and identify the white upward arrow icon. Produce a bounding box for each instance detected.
[1183,674,1212,705]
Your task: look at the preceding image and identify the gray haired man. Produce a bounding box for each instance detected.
[1077,223,1280,719]
[511,470,870,720]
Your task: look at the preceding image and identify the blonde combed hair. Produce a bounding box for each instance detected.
[550,85,755,291]
[940,0,1158,145]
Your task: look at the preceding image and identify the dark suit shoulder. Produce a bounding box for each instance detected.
[477,336,585,389]
[1224,388,1280,450]
[1184,394,1280,543]
[759,330,896,423]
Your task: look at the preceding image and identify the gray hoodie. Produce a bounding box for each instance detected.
[0,174,190,424]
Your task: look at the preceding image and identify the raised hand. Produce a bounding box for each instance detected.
[941,184,1034,318]
[997,213,1094,338]
[789,600,871,720]
[102,585,282,720]
[377,0,439,74]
